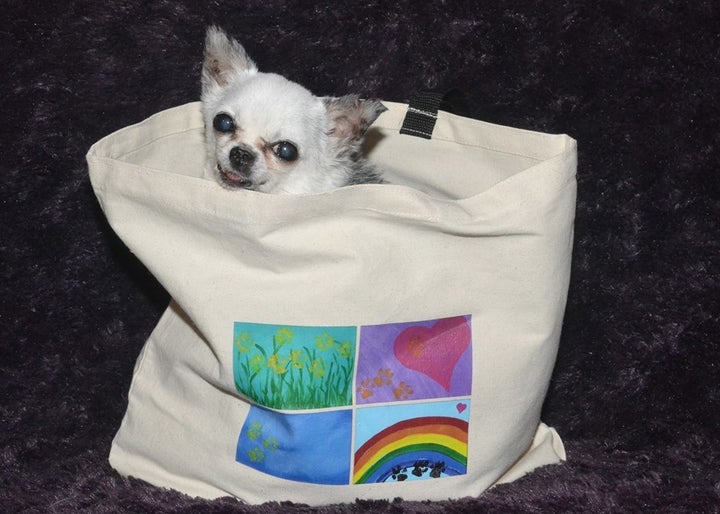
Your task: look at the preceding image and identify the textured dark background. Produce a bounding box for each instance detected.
[2,1,719,512]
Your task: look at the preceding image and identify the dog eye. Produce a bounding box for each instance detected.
[213,113,235,133]
[272,141,299,162]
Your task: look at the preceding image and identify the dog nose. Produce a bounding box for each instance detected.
[229,146,256,170]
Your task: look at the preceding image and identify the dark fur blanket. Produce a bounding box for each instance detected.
[2,1,719,512]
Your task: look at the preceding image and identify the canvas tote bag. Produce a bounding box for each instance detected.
[87,97,576,505]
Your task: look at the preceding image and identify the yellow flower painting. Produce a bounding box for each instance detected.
[233,323,357,409]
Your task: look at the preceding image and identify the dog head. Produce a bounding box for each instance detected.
[201,27,386,194]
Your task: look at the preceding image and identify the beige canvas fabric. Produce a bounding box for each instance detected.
[87,101,576,505]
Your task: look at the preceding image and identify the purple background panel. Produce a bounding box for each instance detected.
[356,316,472,404]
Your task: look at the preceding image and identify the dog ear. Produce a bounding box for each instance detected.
[324,96,388,141]
[202,26,257,93]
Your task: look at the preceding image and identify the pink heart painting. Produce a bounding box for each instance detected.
[393,316,471,392]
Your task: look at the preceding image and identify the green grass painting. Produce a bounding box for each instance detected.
[233,322,357,410]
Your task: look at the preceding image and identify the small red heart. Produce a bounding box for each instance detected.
[456,403,467,414]
[393,316,470,392]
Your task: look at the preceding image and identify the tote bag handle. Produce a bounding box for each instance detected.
[400,89,468,139]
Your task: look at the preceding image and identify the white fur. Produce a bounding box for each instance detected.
[201,27,386,194]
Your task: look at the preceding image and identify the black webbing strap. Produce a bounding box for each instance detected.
[399,89,468,139]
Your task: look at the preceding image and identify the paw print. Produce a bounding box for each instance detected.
[358,368,415,402]
[373,368,394,387]
[392,381,413,400]
[391,464,408,481]
[248,447,265,463]
[357,377,374,400]
[429,461,447,478]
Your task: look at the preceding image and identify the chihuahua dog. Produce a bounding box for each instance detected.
[201,27,386,194]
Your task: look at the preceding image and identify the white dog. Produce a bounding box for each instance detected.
[201,27,386,194]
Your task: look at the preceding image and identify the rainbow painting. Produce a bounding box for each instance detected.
[353,406,469,484]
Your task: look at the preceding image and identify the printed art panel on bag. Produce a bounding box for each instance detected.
[236,406,352,485]
[233,323,356,410]
[353,400,470,484]
[233,315,472,486]
[356,316,472,403]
